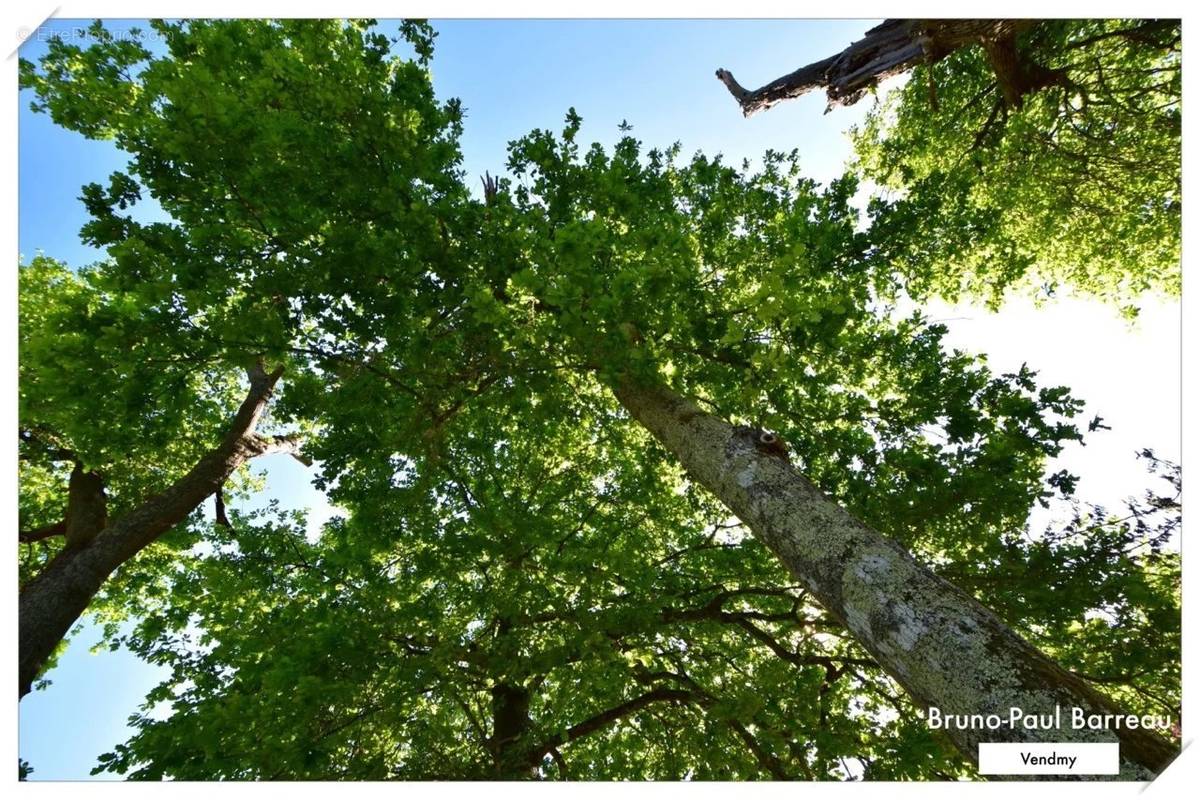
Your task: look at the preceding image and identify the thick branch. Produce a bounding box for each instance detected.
[716,19,1041,117]
[980,31,1070,108]
[20,454,108,547]
[19,363,285,698]
[489,682,536,778]
[612,375,1177,777]
[253,433,313,466]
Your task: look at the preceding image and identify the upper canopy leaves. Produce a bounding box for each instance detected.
[855,20,1181,314]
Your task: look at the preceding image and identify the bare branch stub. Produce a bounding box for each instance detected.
[481,171,500,205]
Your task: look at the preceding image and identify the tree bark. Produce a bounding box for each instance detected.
[19,520,66,544]
[979,31,1069,109]
[18,363,289,698]
[489,682,536,778]
[716,19,1048,116]
[64,463,108,548]
[612,377,1177,778]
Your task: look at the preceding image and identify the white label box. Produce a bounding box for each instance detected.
[978,742,1120,775]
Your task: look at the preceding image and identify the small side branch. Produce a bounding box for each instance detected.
[728,719,792,780]
[19,521,66,544]
[548,747,568,780]
[19,427,78,463]
[214,484,232,530]
[529,686,696,763]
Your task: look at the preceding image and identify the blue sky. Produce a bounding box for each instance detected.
[17,17,1180,780]
[19,18,878,266]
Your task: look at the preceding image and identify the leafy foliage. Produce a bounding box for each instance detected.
[857,20,1181,315]
[96,403,967,780]
[18,18,1180,780]
[18,254,269,644]
[939,450,1181,723]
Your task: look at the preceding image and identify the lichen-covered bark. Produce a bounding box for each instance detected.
[18,364,286,698]
[614,378,1177,778]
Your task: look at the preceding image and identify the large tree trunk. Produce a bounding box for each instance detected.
[612,377,1177,778]
[715,19,1059,116]
[18,363,293,698]
[489,682,536,779]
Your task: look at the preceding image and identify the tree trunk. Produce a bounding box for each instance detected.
[18,363,289,698]
[64,464,108,548]
[716,19,1051,116]
[612,377,1177,778]
[489,682,536,779]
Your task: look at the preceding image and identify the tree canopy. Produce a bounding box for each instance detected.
[18,18,1180,781]
[717,19,1181,314]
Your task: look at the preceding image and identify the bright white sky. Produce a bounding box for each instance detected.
[928,295,1180,516]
